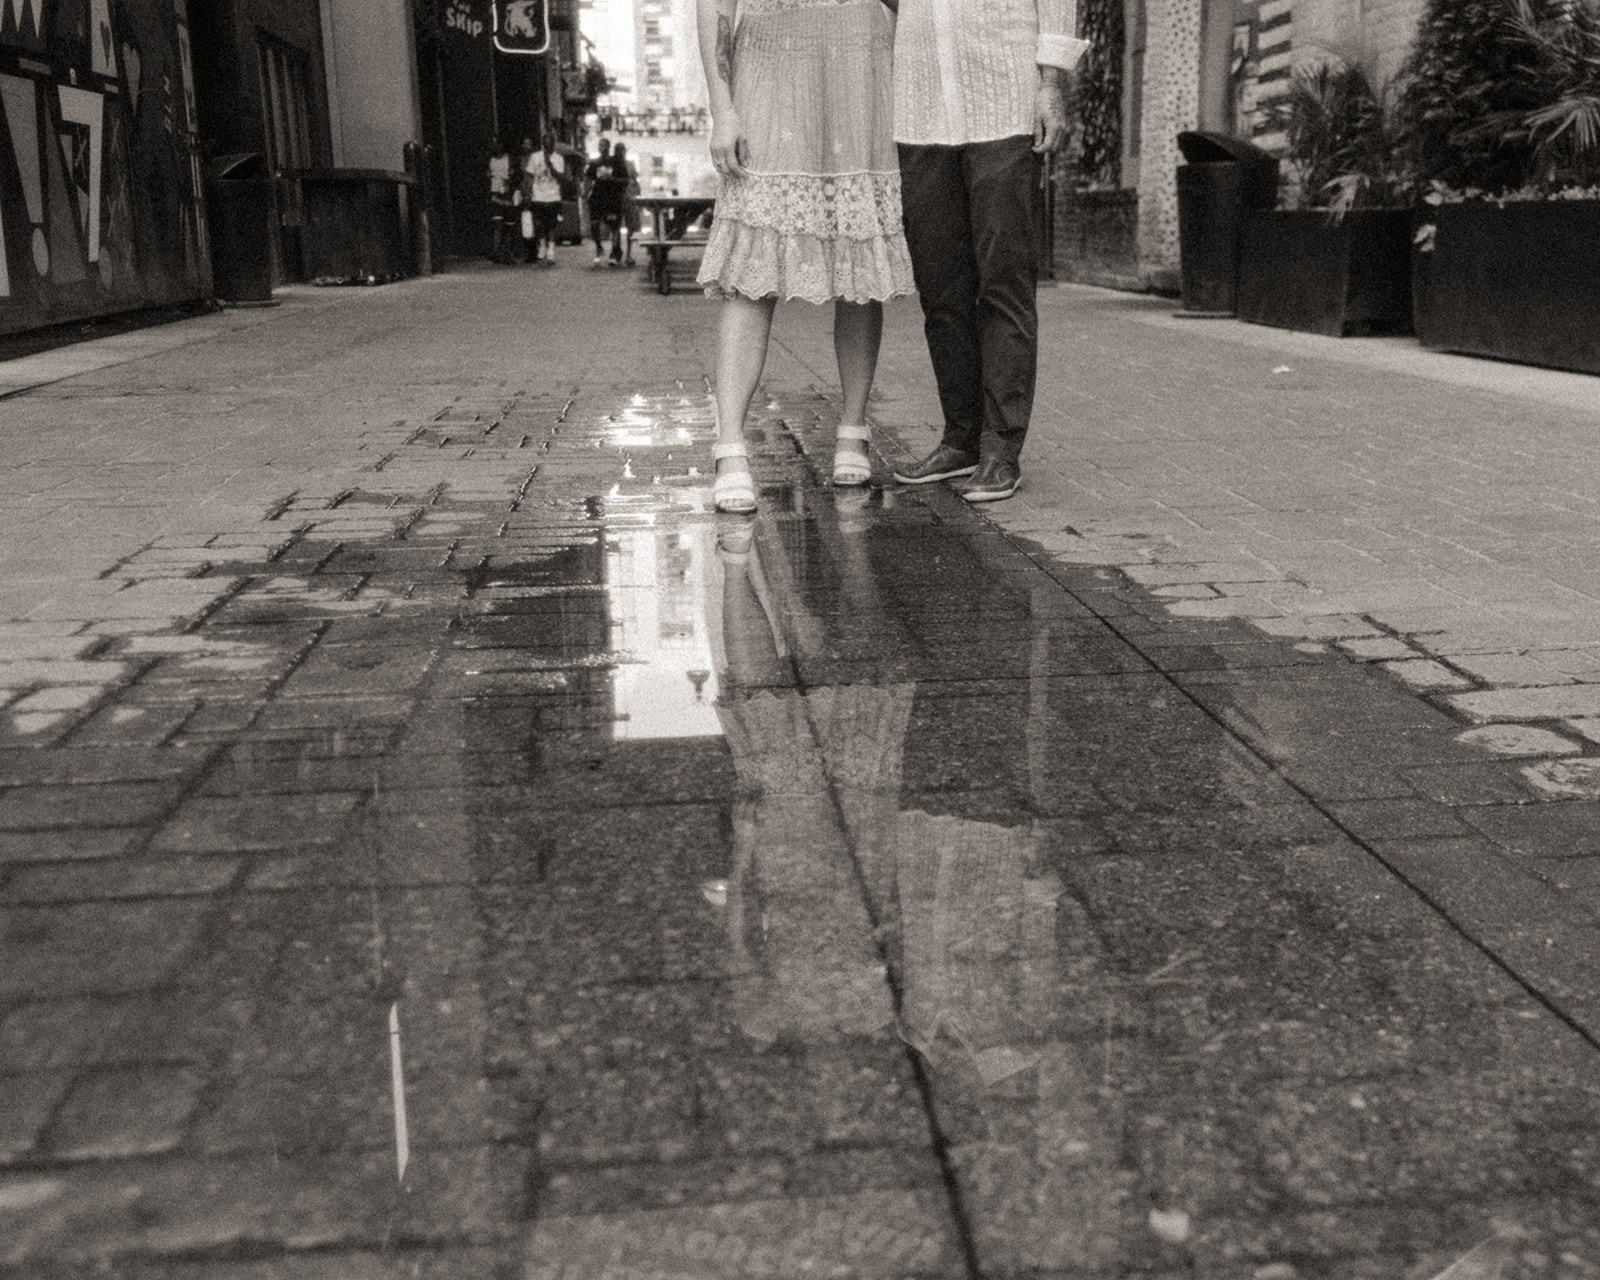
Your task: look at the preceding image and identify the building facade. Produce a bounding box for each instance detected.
[1066,0,1428,290]
[2,0,594,335]
[1,0,210,335]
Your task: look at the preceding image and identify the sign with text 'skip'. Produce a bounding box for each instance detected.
[493,0,550,53]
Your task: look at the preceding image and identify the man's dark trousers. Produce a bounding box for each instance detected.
[898,135,1039,468]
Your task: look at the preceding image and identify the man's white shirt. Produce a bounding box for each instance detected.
[892,0,1091,146]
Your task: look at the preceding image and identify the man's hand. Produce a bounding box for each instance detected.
[1033,66,1071,154]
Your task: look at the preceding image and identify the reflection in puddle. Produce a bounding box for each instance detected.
[607,527,721,739]
[9,385,1591,1279]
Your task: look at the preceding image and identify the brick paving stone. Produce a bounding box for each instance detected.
[67,699,200,747]
[0,658,128,686]
[248,695,416,733]
[0,900,207,997]
[0,747,207,787]
[1398,761,1545,807]
[1368,836,1600,1027]
[3,856,240,904]
[150,793,363,853]
[1327,798,1475,841]
[1450,651,1578,686]
[1461,800,1600,859]
[0,781,186,831]
[45,1066,205,1159]
[1338,637,1420,661]
[1569,718,1600,744]
[26,580,237,624]
[0,1072,70,1162]
[0,998,128,1069]
[0,830,139,865]
[274,646,437,698]
[1381,657,1474,691]
[1449,684,1600,722]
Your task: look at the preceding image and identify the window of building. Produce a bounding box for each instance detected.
[256,34,313,172]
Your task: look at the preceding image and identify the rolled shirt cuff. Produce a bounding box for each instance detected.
[1037,33,1092,70]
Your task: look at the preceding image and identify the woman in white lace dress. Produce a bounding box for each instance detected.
[695,0,914,513]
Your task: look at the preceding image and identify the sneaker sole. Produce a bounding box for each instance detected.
[960,482,1020,503]
[892,464,977,485]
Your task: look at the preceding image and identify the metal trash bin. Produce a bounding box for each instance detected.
[205,153,274,304]
[1175,131,1278,315]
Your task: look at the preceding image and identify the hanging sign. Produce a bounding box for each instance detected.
[493,0,550,54]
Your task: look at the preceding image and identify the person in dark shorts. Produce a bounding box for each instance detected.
[584,138,629,266]
[487,139,516,263]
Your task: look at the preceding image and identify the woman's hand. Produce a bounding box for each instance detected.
[709,109,749,181]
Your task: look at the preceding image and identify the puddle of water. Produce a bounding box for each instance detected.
[5,388,1598,1280]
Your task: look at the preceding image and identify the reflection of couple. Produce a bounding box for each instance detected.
[710,515,1054,1082]
[709,518,1122,1272]
[695,0,1092,512]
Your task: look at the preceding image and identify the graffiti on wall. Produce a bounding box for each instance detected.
[0,0,206,335]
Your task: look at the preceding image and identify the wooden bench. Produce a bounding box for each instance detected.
[634,233,711,294]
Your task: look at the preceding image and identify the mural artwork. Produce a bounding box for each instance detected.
[0,0,206,336]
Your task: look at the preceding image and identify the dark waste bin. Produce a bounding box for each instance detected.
[1175,131,1278,315]
[206,153,274,304]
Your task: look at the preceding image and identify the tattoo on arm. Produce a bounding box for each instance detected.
[716,14,734,88]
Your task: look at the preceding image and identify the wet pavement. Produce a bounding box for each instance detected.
[2,265,1600,1279]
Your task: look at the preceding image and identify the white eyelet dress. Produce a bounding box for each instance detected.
[697,0,916,305]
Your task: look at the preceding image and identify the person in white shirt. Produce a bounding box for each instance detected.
[889,0,1090,502]
[487,140,516,264]
[522,129,566,266]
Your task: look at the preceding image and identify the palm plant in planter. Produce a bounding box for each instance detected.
[1236,60,1417,336]
[1407,0,1600,373]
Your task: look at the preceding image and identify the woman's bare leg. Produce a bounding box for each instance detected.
[715,293,779,484]
[834,299,883,426]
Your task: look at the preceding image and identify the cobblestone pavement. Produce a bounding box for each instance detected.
[1,261,1599,1279]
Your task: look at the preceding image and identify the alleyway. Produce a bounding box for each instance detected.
[2,258,1599,1279]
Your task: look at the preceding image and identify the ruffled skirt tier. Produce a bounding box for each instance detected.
[698,0,914,305]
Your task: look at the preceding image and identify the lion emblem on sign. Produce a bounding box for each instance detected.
[503,0,543,37]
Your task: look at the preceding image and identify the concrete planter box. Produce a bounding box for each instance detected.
[1237,208,1414,337]
[1413,199,1600,375]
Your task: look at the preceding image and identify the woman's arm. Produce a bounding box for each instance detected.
[696,0,748,178]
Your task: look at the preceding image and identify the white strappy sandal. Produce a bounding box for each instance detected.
[832,423,872,487]
[712,439,758,514]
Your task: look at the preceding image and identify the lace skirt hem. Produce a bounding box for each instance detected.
[698,218,916,305]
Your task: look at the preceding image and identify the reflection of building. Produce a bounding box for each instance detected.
[607,526,722,740]
[633,0,705,116]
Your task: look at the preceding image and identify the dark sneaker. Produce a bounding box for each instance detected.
[892,443,979,485]
[953,457,1021,503]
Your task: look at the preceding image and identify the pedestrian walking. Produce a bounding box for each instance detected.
[522,128,566,266]
[584,138,629,267]
[487,139,517,264]
[615,142,640,267]
[889,0,1090,502]
[695,0,914,515]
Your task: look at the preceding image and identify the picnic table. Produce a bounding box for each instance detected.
[632,196,716,294]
